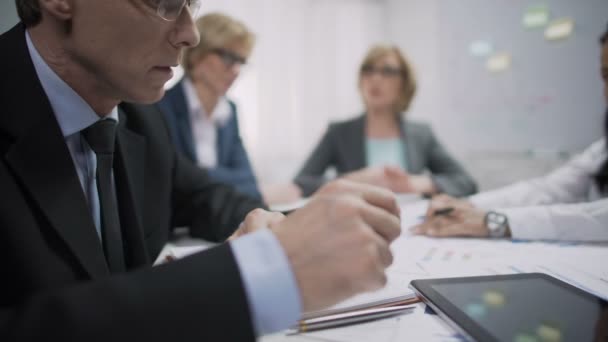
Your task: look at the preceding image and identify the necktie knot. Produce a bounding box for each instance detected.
[82,119,117,155]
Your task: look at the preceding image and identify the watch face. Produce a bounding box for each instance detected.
[488,212,505,224]
[486,212,507,237]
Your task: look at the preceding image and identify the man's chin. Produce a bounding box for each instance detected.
[125,89,166,105]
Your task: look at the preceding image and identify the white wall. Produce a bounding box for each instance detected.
[386,0,608,189]
[0,1,18,34]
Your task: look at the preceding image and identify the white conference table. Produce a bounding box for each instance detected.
[259,197,608,342]
[161,196,608,342]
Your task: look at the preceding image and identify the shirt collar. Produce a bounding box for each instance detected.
[182,77,231,126]
[26,31,119,138]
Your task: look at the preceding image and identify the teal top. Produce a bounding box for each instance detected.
[365,138,407,169]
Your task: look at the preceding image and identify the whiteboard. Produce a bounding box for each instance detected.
[435,0,608,152]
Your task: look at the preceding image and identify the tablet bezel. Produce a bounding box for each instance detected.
[409,273,606,342]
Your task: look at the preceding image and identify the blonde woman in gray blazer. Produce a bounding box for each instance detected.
[295,45,477,197]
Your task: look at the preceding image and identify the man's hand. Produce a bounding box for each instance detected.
[228,209,286,241]
[412,195,488,237]
[272,179,401,312]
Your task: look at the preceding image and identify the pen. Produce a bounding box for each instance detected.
[288,305,415,334]
[433,207,454,216]
[418,207,454,220]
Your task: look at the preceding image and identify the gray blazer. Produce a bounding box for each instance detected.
[294,114,477,197]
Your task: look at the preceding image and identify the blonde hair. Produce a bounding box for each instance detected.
[359,45,417,113]
[184,12,256,74]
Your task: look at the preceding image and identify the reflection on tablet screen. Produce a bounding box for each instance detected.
[433,278,607,341]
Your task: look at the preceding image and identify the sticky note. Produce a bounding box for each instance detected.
[523,5,550,29]
[544,18,574,41]
[486,53,511,73]
[470,40,493,57]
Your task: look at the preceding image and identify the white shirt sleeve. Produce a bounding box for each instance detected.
[230,228,302,336]
[502,198,608,242]
[468,139,608,242]
[471,139,606,209]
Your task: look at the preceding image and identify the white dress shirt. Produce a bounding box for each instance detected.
[26,32,119,241]
[471,139,608,241]
[27,32,301,335]
[182,78,231,168]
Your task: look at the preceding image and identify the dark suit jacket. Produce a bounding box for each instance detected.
[157,83,262,200]
[0,24,264,341]
[295,115,478,197]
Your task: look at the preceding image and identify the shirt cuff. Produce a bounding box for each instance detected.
[500,207,557,241]
[469,194,492,210]
[230,228,302,335]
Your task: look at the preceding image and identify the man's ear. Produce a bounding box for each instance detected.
[38,0,74,21]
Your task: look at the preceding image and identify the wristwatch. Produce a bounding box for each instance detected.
[484,211,509,238]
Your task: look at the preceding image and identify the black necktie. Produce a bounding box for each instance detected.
[82,119,125,273]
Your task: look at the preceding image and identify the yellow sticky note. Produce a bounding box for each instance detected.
[544,18,574,41]
[486,53,511,73]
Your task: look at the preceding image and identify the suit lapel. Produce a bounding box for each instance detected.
[217,102,238,166]
[171,85,198,162]
[115,111,149,268]
[216,121,229,166]
[1,24,110,278]
[350,115,367,170]
[401,121,422,173]
[6,115,110,278]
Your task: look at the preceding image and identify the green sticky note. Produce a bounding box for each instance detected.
[523,5,550,29]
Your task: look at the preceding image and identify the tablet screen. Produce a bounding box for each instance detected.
[430,277,607,341]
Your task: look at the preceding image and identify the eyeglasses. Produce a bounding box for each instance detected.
[146,0,202,22]
[361,65,403,78]
[212,48,248,68]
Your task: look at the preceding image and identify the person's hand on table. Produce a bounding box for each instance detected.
[411,194,489,237]
[342,166,438,196]
[342,167,390,189]
[384,166,437,195]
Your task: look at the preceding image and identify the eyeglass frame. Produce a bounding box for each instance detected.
[211,48,248,68]
[360,64,405,79]
[153,0,202,22]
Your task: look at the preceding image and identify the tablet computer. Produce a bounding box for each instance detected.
[410,273,608,342]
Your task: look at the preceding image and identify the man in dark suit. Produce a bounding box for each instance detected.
[0,1,401,341]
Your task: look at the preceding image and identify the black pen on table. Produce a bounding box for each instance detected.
[418,207,454,220]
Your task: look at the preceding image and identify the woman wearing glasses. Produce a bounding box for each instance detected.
[295,45,477,197]
[158,12,262,200]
